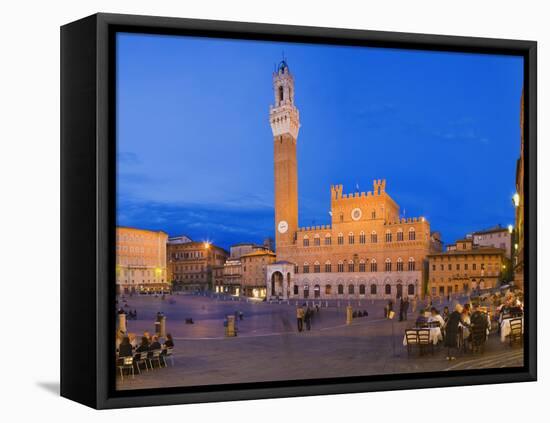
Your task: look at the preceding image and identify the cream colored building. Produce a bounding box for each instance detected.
[266,61,441,300]
[428,239,506,296]
[116,227,169,294]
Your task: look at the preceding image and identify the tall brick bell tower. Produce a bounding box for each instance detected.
[270,60,300,253]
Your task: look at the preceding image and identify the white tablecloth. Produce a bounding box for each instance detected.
[500,317,524,342]
[403,327,443,346]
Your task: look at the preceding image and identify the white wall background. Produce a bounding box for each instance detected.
[1,0,547,420]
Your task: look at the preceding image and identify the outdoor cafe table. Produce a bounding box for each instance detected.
[500,317,524,342]
[402,327,443,346]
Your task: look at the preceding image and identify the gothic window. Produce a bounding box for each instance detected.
[359,284,366,295]
[385,284,392,295]
[314,235,320,246]
[338,284,344,295]
[359,260,366,272]
[294,265,299,274]
[408,257,416,271]
[313,262,320,273]
[408,284,415,295]
[338,261,344,272]
[371,210,376,219]
[385,230,392,243]
[338,233,344,245]
[408,228,416,241]
[359,231,366,244]
[371,284,377,295]
[385,258,392,272]
[370,259,378,272]
[348,261,355,272]
[325,284,332,295]
[397,229,404,241]
[396,257,404,272]
[325,234,332,245]
[303,236,309,247]
[348,285,355,295]
[303,263,310,273]
[371,231,378,243]
[348,232,355,244]
[293,285,299,295]
[325,261,332,273]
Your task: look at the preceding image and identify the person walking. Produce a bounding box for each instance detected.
[412,295,418,313]
[304,306,312,331]
[403,297,409,321]
[296,304,305,332]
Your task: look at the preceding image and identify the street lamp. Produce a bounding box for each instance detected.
[512,192,520,208]
[508,224,513,234]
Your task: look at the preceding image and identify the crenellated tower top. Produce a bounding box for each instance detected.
[270,60,300,140]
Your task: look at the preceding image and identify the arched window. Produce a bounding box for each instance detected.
[293,285,299,295]
[408,284,415,295]
[359,259,366,272]
[348,232,355,244]
[408,257,416,271]
[408,227,416,241]
[359,231,366,244]
[313,261,320,273]
[303,235,309,247]
[278,85,284,102]
[338,284,344,295]
[385,284,392,295]
[325,284,332,295]
[303,262,310,273]
[337,261,344,272]
[303,285,309,298]
[396,257,404,272]
[359,284,366,295]
[385,258,392,272]
[370,284,377,295]
[370,259,378,272]
[385,230,392,243]
[314,234,320,246]
[371,231,378,243]
[348,260,355,272]
[371,210,376,219]
[325,261,332,273]
[325,234,332,245]
[338,233,344,245]
[314,284,320,298]
[397,228,404,241]
[348,284,355,294]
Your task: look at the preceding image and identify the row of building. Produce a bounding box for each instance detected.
[115,222,512,299]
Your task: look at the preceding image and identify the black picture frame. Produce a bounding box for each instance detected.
[60,12,537,409]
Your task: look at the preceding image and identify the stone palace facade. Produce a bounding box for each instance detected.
[266,60,442,300]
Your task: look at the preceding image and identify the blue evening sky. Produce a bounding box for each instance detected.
[116,33,523,250]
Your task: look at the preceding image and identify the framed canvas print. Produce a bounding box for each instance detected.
[60,13,537,409]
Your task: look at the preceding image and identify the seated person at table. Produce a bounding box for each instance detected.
[470,303,488,334]
[118,336,133,357]
[442,306,450,322]
[428,307,445,327]
[164,333,174,348]
[149,336,161,351]
[415,309,429,327]
[136,336,150,353]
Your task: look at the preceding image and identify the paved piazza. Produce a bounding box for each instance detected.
[117,294,523,390]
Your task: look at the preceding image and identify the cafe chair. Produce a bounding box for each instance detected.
[133,351,149,373]
[418,329,434,355]
[117,356,134,381]
[405,330,418,357]
[509,318,523,347]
